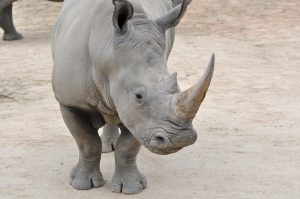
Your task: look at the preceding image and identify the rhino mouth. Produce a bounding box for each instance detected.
[149,145,183,155]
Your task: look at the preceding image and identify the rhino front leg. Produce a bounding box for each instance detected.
[0,3,22,41]
[60,105,104,190]
[101,124,119,153]
[112,128,147,194]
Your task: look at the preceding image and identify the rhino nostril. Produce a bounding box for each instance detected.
[155,135,165,143]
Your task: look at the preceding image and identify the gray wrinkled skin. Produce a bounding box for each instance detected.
[0,0,22,41]
[52,0,214,194]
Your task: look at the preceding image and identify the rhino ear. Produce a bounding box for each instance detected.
[112,0,134,33]
[155,0,192,31]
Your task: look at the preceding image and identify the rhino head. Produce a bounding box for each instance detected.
[104,0,214,155]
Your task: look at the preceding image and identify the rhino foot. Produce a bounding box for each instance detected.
[2,32,23,41]
[111,169,147,194]
[70,164,104,190]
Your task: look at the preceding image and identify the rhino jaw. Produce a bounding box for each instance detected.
[140,127,197,155]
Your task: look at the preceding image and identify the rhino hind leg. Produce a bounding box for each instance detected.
[60,104,104,190]
[112,129,147,194]
[0,4,22,41]
[101,124,119,153]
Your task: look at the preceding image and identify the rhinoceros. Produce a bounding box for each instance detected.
[0,0,22,41]
[52,0,214,194]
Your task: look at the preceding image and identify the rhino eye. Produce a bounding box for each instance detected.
[134,87,146,105]
[134,93,145,105]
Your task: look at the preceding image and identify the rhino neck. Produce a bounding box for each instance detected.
[90,67,121,125]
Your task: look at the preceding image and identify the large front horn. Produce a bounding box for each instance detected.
[173,54,215,119]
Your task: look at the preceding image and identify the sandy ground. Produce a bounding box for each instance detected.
[0,0,300,198]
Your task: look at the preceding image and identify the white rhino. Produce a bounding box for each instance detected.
[52,0,214,194]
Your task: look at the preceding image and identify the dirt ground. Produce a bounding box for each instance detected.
[0,0,299,198]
